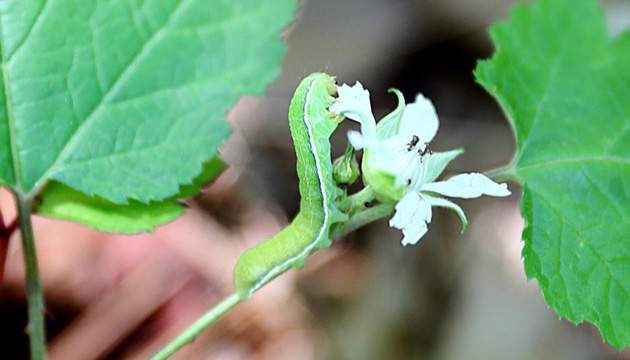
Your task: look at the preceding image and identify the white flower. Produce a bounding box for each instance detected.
[391,173,510,245]
[332,82,511,246]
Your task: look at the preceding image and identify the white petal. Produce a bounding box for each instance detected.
[347,130,366,150]
[389,192,420,227]
[398,93,439,147]
[370,134,424,187]
[330,82,377,141]
[401,219,428,246]
[421,173,511,199]
[389,192,433,246]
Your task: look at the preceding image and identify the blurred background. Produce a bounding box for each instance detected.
[1,0,630,359]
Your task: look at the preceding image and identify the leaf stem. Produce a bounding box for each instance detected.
[483,164,519,184]
[149,293,242,360]
[16,193,46,360]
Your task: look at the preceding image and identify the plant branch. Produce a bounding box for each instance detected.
[332,202,395,240]
[336,185,376,213]
[16,193,46,360]
[149,293,242,360]
[151,188,395,360]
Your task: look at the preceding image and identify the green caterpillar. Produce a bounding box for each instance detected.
[233,73,346,300]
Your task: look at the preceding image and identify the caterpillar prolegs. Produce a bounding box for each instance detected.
[233,73,346,300]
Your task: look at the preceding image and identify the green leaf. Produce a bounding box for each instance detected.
[475,0,630,349]
[0,0,297,231]
[35,182,185,233]
[35,158,226,233]
[176,156,226,199]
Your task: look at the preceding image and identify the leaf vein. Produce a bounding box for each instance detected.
[56,141,184,169]
[578,164,628,222]
[0,15,19,188]
[531,188,630,319]
[517,41,568,163]
[108,161,171,195]
[517,157,630,173]
[32,0,191,197]
[603,122,630,155]
[7,0,50,62]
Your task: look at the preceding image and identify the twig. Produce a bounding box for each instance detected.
[16,193,46,360]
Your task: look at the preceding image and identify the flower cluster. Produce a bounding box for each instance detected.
[331,82,510,246]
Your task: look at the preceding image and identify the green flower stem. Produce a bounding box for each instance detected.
[150,293,242,360]
[337,186,377,213]
[16,193,46,360]
[332,202,395,240]
[152,191,395,360]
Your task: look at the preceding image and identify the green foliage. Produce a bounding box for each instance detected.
[0,0,297,232]
[476,0,630,349]
[37,158,225,233]
[36,182,185,233]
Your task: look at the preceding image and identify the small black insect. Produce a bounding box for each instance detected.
[407,135,420,151]
[418,142,432,156]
